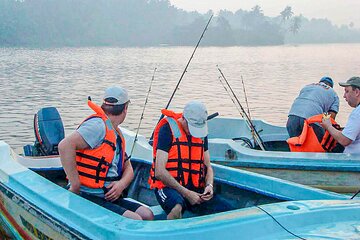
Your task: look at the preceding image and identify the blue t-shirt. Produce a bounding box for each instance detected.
[157,122,208,152]
[289,82,339,119]
[76,117,126,197]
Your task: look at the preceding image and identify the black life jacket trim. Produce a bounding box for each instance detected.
[103,139,116,151]
[172,141,204,147]
[321,124,341,152]
[77,161,105,171]
[76,152,111,166]
[175,138,186,186]
[166,167,203,175]
[167,158,203,164]
[78,171,121,182]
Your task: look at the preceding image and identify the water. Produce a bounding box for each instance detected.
[0,44,359,152]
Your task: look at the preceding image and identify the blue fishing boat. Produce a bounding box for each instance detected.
[206,117,360,193]
[2,136,360,239]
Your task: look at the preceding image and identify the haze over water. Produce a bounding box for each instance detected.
[0,44,359,151]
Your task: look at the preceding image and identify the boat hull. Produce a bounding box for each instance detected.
[3,139,360,239]
[207,117,360,193]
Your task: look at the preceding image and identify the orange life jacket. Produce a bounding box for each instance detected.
[287,114,340,153]
[148,109,206,192]
[75,100,126,188]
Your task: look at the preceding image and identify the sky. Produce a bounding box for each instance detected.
[169,0,360,27]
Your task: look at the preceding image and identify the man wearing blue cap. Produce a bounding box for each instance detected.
[286,76,339,137]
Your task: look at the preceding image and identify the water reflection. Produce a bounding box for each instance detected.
[0,44,359,151]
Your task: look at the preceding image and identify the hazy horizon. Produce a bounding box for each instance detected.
[170,0,360,28]
[2,0,360,47]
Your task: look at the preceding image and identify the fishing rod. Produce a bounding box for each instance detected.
[163,14,213,111]
[149,14,213,141]
[241,76,251,120]
[241,75,255,141]
[128,68,157,159]
[217,66,266,151]
[218,76,253,148]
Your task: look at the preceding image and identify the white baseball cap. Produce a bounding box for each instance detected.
[103,86,130,105]
[183,100,208,138]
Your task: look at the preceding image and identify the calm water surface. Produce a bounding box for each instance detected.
[0,44,359,151]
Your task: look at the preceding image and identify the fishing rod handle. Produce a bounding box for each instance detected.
[207,112,219,120]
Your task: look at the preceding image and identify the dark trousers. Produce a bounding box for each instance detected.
[286,115,306,137]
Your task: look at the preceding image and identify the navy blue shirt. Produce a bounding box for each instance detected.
[157,122,208,152]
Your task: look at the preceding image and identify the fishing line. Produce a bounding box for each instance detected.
[241,75,255,141]
[150,14,213,141]
[241,75,251,120]
[163,14,213,111]
[350,189,360,199]
[217,66,266,150]
[128,67,157,159]
[256,205,307,240]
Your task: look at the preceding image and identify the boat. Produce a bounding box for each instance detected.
[22,106,360,193]
[2,139,360,239]
[207,117,360,193]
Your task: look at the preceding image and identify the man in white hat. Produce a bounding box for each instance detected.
[148,100,232,219]
[322,77,360,154]
[59,86,153,220]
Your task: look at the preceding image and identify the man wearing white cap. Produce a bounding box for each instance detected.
[322,77,360,154]
[149,100,232,219]
[59,86,153,220]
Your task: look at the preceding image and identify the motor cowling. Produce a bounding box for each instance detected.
[24,107,65,156]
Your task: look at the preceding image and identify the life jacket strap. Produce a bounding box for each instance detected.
[76,152,111,165]
[103,139,116,151]
[167,117,182,138]
[168,158,203,164]
[78,171,121,182]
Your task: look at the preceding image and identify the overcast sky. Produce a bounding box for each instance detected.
[169,0,360,27]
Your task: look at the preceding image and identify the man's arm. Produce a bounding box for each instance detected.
[59,132,90,194]
[328,110,337,120]
[105,159,134,202]
[200,150,214,201]
[155,149,202,205]
[322,118,352,146]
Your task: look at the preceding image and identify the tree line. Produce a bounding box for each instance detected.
[1,0,359,47]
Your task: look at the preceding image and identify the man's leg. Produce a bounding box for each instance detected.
[154,187,186,220]
[190,194,234,216]
[167,204,182,220]
[80,192,147,220]
[116,198,154,220]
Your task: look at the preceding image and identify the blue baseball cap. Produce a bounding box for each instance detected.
[320,76,334,88]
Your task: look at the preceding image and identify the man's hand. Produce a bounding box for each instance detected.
[104,181,125,202]
[185,190,203,205]
[321,116,332,130]
[69,184,80,195]
[200,184,214,201]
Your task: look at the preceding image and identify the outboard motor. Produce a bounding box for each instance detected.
[23,107,65,156]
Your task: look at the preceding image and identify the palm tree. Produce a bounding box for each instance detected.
[280,6,293,22]
[251,5,263,16]
[289,16,302,34]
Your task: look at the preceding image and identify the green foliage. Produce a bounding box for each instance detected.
[0,0,359,47]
